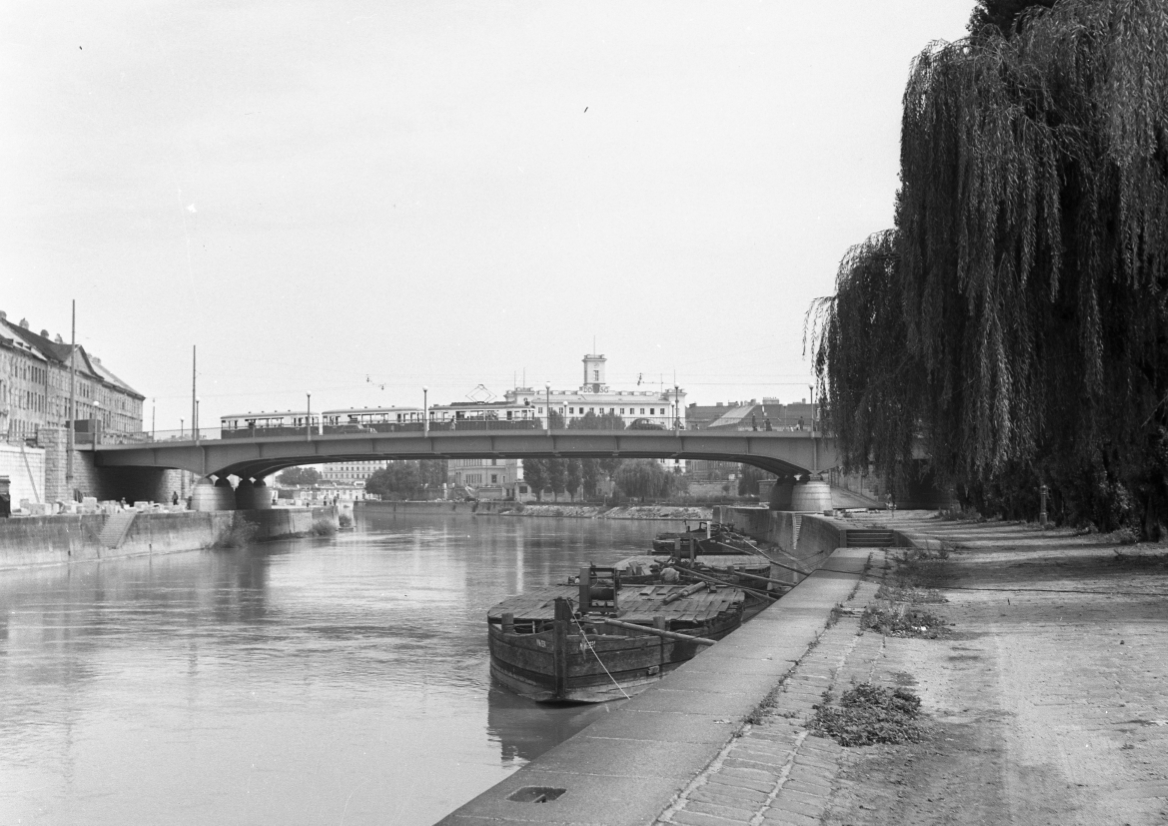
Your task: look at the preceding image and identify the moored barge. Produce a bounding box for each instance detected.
[488,566,746,703]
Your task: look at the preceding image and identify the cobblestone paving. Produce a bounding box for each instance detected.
[653,554,890,826]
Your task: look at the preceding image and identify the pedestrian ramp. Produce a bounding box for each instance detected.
[99,511,137,549]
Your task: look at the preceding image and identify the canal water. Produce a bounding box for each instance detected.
[0,512,673,825]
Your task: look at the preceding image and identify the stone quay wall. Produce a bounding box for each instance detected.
[0,507,338,569]
[714,506,845,580]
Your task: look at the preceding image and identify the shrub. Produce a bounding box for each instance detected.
[338,512,353,529]
[309,518,337,537]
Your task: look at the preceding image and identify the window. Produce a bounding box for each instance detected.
[491,474,498,484]
[640,408,645,414]
[593,370,599,381]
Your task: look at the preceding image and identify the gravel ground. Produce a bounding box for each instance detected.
[824,515,1168,826]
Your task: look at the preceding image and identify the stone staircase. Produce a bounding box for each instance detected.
[842,527,895,548]
[98,511,137,549]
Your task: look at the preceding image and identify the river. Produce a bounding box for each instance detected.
[0,511,676,825]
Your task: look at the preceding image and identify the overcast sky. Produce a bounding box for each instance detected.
[1,1,973,431]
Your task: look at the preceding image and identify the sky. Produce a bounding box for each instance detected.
[1,1,975,431]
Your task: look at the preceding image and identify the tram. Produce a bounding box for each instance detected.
[220,411,321,439]
[219,401,542,439]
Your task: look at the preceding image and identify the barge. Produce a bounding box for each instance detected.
[488,566,746,703]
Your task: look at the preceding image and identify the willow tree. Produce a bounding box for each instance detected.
[812,0,1168,534]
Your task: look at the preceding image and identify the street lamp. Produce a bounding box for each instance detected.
[194,397,200,445]
[423,386,429,436]
[306,392,312,441]
[545,382,551,434]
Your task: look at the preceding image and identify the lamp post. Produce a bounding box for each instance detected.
[423,386,429,436]
[180,418,184,439]
[306,392,312,441]
[194,397,200,445]
[545,382,551,434]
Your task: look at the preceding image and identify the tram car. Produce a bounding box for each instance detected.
[321,406,426,433]
[429,401,541,431]
[220,411,321,439]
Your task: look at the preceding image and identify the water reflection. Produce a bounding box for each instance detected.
[0,511,670,825]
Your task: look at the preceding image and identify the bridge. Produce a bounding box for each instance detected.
[94,427,840,484]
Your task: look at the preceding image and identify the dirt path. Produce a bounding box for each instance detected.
[824,516,1168,826]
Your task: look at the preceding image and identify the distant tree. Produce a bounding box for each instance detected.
[523,458,549,502]
[365,459,446,500]
[547,409,565,428]
[565,459,582,501]
[568,411,625,431]
[737,465,767,497]
[547,458,567,501]
[614,460,674,503]
[277,466,321,487]
[581,459,600,499]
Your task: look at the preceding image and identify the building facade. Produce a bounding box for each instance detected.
[503,354,686,429]
[445,354,687,500]
[0,312,144,444]
[318,460,390,485]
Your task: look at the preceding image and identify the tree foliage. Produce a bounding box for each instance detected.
[523,458,549,502]
[365,460,447,500]
[614,460,675,502]
[811,0,1168,535]
[276,466,321,486]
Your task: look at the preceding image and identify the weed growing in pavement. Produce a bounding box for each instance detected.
[862,602,950,638]
[745,683,786,725]
[875,583,948,604]
[808,682,925,747]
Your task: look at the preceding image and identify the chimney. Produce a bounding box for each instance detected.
[19,318,29,329]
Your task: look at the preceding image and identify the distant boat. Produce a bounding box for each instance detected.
[488,566,746,703]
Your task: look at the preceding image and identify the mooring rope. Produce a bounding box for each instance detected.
[569,609,633,701]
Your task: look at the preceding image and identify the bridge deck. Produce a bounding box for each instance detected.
[93,428,839,481]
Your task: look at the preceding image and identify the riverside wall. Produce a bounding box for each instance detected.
[714,506,849,580]
[0,506,339,569]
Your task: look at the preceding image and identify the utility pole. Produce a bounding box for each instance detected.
[191,345,198,443]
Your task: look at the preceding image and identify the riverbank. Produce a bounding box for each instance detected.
[440,511,1168,826]
[0,506,339,569]
[811,512,1168,826]
[359,499,716,520]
